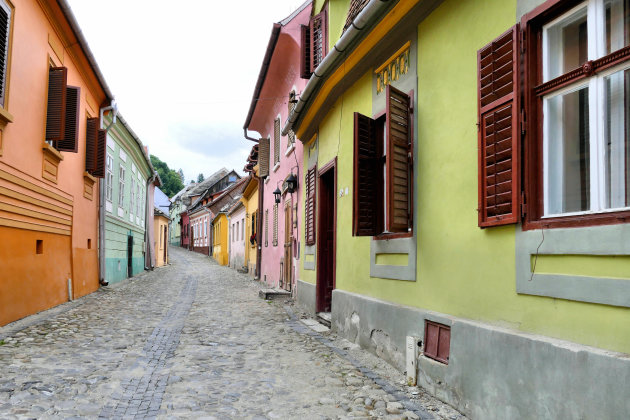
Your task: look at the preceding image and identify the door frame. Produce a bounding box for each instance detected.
[316,157,337,312]
[283,198,293,292]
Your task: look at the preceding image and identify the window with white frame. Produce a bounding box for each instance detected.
[130,178,135,218]
[105,154,113,203]
[118,165,126,210]
[541,0,630,217]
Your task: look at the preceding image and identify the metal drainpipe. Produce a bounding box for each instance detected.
[144,173,157,269]
[98,103,118,287]
[256,174,264,280]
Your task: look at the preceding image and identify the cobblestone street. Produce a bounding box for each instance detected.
[0,247,465,420]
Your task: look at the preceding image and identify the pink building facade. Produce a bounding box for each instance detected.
[244,1,311,292]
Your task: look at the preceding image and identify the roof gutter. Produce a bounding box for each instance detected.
[282,0,391,136]
[243,23,283,141]
[57,0,115,102]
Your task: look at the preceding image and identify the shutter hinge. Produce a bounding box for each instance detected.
[521,191,527,218]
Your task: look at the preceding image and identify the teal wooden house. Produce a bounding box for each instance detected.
[101,113,155,284]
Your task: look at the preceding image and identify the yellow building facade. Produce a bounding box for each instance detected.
[212,213,228,266]
[153,211,169,267]
[241,174,259,278]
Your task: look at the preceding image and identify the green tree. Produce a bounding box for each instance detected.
[197,173,205,183]
[150,154,184,198]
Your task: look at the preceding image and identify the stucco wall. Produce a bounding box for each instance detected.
[229,206,247,270]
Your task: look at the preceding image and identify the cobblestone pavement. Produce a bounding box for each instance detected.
[0,246,466,420]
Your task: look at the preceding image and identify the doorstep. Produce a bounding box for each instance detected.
[258,288,292,300]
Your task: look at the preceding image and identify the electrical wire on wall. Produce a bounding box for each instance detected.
[529,225,547,281]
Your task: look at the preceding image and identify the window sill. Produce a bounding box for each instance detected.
[284,144,295,157]
[373,231,412,241]
[523,210,630,231]
[272,163,280,173]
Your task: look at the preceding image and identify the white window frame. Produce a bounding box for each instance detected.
[105,154,113,203]
[118,165,126,212]
[542,0,630,217]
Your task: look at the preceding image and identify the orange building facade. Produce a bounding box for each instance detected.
[0,0,113,326]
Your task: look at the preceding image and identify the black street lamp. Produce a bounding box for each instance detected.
[286,172,298,193]
[273,186,282,204]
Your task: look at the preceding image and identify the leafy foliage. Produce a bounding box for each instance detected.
[150,155,185,198]
[197,173,205,183]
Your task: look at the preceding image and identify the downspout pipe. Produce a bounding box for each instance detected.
[97,102,118,287]
[244,128,260,143]
[282,0,391,136]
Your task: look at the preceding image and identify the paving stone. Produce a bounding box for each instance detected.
[0,247,464,419]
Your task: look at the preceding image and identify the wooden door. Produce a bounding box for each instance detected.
[127,234,133,277]
[317,162,336,312]
[163,225,168,264]
[283,199,293,291]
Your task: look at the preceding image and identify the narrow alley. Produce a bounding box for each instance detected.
[0,247,464,420]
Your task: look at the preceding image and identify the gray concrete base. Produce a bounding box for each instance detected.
[296,279,316,316]
[258,289,291,300]
[332,289,630,419]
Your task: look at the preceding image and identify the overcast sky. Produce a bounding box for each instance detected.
[66,0,307,184]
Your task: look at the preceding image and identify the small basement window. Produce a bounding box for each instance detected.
[424,320,450,364]
[36,240,43,254]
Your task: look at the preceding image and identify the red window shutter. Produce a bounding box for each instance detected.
[300,24,312,79]
[386,85,412,233]
[45,67,68,142]
[477,25,520,227]
[85,117,98,172]
[310,10,327,73]
[258,137,270,178]
[92,129,107,178]
[424,320,450,364]
[353,112,380,236]
[56,86,80,152]
[305,166,316,245]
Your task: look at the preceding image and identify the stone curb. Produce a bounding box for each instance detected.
[283,305,435,420]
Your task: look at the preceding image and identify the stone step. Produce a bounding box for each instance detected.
[258,288,292,300]
[316,312,331,328]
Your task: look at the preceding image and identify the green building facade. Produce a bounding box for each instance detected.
[102,114,154,284]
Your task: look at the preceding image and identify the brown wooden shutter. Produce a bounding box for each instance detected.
[353,112,380,236]
[386,85,412,233]
[92,129,107,178]
[310,10,327,73]
[477,25,520,227]
[305,166,316,245]
[0,5,10,106]
[46,67,67,142]
[274,118,280,165]
[259,137,270,178]
[85,117,98,172]
[300,24,311,79]
[56,86,80,152]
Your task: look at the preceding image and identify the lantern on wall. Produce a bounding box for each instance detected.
[273,186,282,204]
[286,172,298,194]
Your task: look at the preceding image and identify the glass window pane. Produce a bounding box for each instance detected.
[545,86,591,215]
[605,0,630,54]
[544,6,588,81]
[604,68,630,209]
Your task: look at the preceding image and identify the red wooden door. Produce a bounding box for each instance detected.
[317,165,335,312]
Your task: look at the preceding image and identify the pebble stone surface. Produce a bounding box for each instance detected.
[0,246,467,420]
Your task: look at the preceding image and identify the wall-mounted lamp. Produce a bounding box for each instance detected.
[273,184,282,204]
[286,172,298,194]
